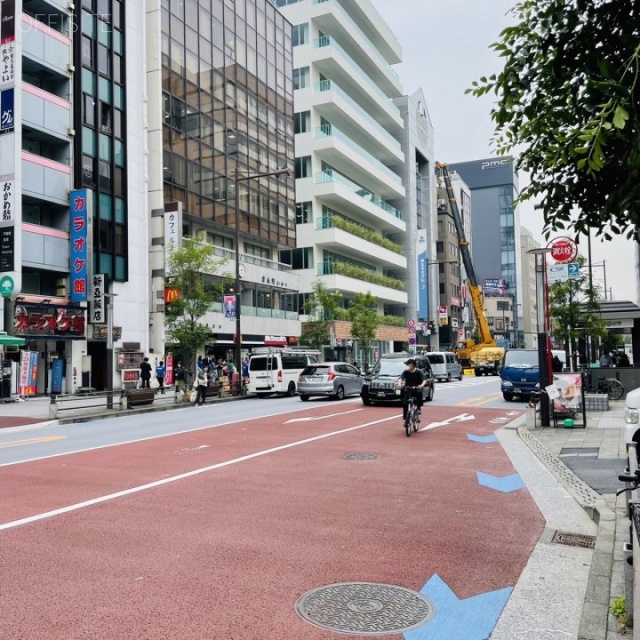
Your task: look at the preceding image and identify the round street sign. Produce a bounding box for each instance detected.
[548,236,578,263]
[0,275,15,298]
[407,319,416,328]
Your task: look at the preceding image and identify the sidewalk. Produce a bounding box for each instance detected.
[494,401,630,640]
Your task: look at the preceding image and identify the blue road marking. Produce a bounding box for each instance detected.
[466,434,499,444]
[404,574,512,640]
[476,471,525,493]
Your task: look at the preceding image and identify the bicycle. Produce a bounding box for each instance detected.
[403,386,422,437]
[583,369,625,401]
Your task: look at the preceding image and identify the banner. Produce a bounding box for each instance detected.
[19,350,38,396]
[166,353,174,386]
[416,229,428,321]
[224,294,237,320]
[51,358,64,395]
[90,273,105,324]
[70,189,89,301]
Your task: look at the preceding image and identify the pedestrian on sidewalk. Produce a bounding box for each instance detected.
[174,360,186,392]
[195,366,208,406]
[155,361,166,394]
[140,357,152,389]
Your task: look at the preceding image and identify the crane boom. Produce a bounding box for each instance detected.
[435,162,495,348]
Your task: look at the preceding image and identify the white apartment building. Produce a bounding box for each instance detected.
[274,0,409,357]
[520,228,541,348]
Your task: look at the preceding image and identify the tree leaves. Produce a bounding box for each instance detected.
[468,0,640,238]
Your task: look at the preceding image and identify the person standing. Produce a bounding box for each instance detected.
[140,357,152,389]
[195,366,208,406]
[599,352,614,367]
[155,360,166,394]
[174,360,186,392]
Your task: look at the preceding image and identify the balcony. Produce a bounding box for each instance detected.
[310,0,401,96]
[312,124,404,198]
[22,151,71,206]
[304,217,406,268]
[311,36,403,130]
[21,223,69,271]
[22,14,72,78]
[22,84,71,141]
[313,80,403,162]
[314,170,405,233]
[24,0,70,18]
[315,262,408,304]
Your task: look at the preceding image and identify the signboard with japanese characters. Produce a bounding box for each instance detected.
[70,189,90,302]
[1,178,13,223]
[0,87,14,134]
[0,0,16,42]
[0,224,13,271]
[90,273,105,324]
[14,303,86,339]
[164,201,182,273]
[0,0,15,91]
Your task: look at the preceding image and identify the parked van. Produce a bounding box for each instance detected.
[247,349,320,397]
[426,352,463,382]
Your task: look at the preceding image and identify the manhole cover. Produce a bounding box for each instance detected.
[551,531,596,549]
[295,582,436,635]
[344,453,380,461]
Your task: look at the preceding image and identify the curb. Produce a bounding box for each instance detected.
[517,426,616,640]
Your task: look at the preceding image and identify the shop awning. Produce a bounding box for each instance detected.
[0,334,26,347]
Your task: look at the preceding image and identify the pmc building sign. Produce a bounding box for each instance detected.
[547,236,578,264]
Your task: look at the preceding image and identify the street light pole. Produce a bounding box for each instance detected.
[528,248,552,426]
[233,166,292,392]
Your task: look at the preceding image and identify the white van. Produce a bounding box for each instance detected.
[247,349,320,397]
[425,352,463,382]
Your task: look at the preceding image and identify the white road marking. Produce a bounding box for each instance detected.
[419,413,475,432]
[0,414,400,532]
[284,409,363,424]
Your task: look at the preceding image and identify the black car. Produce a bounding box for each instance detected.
[361,354,435,405]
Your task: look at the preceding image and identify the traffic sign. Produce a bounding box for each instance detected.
[567,262,580,279]
[548,236,578,263]
[0,275,14,298]
[408,336,416,346]
[407,319,416,328]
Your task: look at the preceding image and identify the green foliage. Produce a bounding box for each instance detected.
[377,314,405,327]
[349,292,380,366]
[601,333,624,354]
[300,281,343,350]
[164,237,230,365]
[468,0,640,239]
[334,262,404,290]
[610,595,627,629]
[327,215,403,254]
[548,255,607,347]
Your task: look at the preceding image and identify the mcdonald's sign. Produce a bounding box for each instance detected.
[164,287,180,304]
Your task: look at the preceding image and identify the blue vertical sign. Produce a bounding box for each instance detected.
[70,189,89,302]
[416,229,428,321]
[0,87,14,133]
[51,359,64,395]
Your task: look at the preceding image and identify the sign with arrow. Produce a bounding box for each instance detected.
[419,413,475,432]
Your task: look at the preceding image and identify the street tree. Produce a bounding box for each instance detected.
[299,281,342,350]
[548,256,607,366]
[468,0,640,239]
[349,292,380,369]
[164,237,230,374]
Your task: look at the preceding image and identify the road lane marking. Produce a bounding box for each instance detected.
[457,393,503,407]
[0,399,365,469]
[285,409,363,424]
[0,435,65,450]
[419,413,475,432]
[0,414,400,533]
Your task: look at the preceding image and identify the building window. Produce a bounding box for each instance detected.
[245,243,270,259]
[294,156,312,178]
[280,247,313,269]
[296,201,312,224]
[294,110,310,133]
[292,23,309,46]
[293,66,310,89]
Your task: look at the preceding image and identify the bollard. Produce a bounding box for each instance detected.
[120,394,128,411]
[48,395,58,420]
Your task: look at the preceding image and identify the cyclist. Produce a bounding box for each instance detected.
[396,359,427,421]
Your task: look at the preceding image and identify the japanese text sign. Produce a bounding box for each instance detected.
[1,178,13,223]
[90,273,105,324]
[70,189,89,301]
[0,87,14,134]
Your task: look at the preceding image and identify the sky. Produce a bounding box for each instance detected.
[374,0,638,303]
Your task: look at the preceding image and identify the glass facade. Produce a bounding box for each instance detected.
[160,0,296,250]
[498,185,516,290]
[74,0,128,282]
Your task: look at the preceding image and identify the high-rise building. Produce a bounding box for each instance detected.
[449,157,521,313]
[520,228,540,348]
[147,0,300,361]
[274,0,411,362]
[0,1,149,394]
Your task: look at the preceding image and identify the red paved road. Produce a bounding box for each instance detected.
[0,416,45,429]
[0,404,540,640]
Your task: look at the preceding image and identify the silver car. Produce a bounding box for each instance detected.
[298,362,364,401]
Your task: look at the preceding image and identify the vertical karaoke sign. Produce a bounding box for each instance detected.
[416,229,428,321]
[70,190,90,302]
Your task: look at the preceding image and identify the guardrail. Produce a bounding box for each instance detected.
[624,442,638,634]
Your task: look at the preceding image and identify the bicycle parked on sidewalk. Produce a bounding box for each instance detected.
[403,387,422,437]
[582,369,625,401]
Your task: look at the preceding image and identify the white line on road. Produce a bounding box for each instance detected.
[0,414,400,533]
[284,409,363,423]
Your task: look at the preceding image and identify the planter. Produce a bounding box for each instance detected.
[122,389,155,407]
